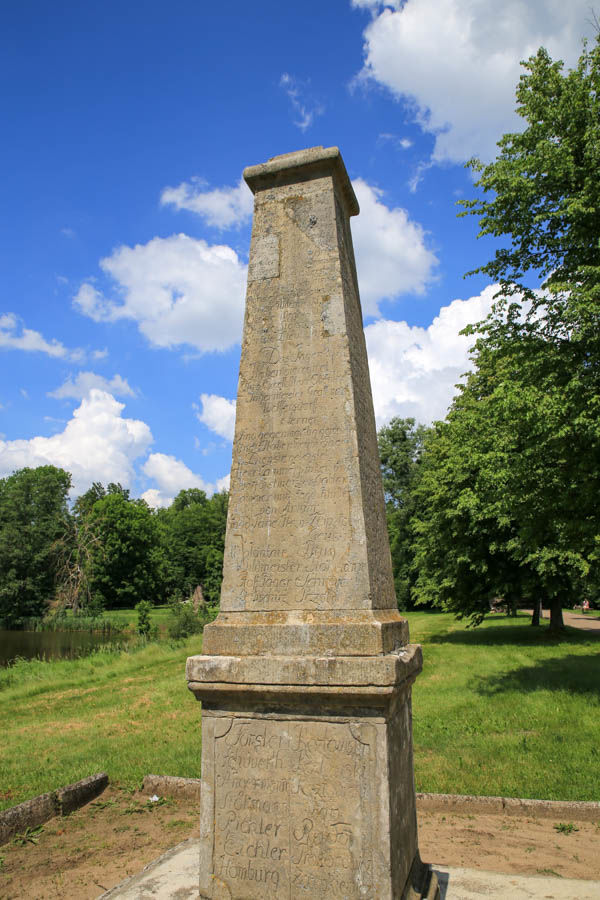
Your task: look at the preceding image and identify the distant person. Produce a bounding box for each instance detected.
[582,599,590,614]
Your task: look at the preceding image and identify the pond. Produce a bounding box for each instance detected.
[0,628,129,667]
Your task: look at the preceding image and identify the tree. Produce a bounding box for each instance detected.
[86,493,160,609]
[442,35,600,631]
[377,418,431,609]
[0,466,72,626]
[156,489,228,603]
[411,351,568,628]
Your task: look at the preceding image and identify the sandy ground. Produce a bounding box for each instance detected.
[1,787,599,898]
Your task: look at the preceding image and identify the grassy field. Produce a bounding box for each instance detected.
[0,612,598,811]
[60,605,173,630]
[98,605,172,629]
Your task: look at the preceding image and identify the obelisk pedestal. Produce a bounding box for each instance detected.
[187,147,438,899]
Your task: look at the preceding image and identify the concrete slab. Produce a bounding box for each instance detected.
[434,865,600,899]
[99,840,600,899]
[99,839,199,899]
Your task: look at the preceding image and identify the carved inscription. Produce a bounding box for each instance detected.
[219,160,395,614]
[213,719,375,898]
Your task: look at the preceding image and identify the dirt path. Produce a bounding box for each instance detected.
[1,788,599,898]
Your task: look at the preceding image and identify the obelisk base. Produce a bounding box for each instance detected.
[187,649,439,899]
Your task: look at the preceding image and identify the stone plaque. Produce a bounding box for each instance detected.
[211,718,375,898]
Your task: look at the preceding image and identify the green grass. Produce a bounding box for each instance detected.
[0,636,204,811]
[408,612,600,802]
[0,612,598,811]
[68,605,172,630]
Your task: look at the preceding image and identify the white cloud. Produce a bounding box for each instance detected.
[365,285,498,425]
[352,1,402,11]
[280,73,324,131]
[216,473,230,493]
[74,234,247,353]
[152,175,435,320]
[0,313,83,362]
[351,178,437,315]
[378,132,413,150]
[197,393,236,441]
[141,452,217,508]
[161,177,253,230]
[356,0,593,163]
[49,372,135,401]
[0,389,152,496]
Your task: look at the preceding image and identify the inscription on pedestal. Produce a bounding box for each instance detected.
[212,718,376,898]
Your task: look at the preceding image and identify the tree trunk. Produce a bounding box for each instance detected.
[531,597,541,626]
[548,596,564,634]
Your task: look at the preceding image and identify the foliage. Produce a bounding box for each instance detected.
[156,489,227,604]
[377,418,431,609]
[86,494,160,609]
[12,825,44,846]
[135,600,152,637]
[554,823,579,834]
[0,467,229,625]
[460,36,600,306]
[417,35,600,630]
[166,595,204,639]
[0,466,72,626]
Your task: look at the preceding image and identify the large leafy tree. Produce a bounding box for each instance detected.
[0,466,72,625]
[422,35,600,631]
[412,342,582,629]
[377,418,431,609]
[86,493,160,609]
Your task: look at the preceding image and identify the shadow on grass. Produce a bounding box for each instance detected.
[429,618,599,648]
[474,653,600,697]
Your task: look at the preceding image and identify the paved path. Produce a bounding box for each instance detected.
[524,608,600,634]
[547,609,600,633]
[100,840,600,899]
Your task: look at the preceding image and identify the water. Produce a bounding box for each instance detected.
[0,628,127,667]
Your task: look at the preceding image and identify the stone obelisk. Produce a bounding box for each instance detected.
[187,147,438,899]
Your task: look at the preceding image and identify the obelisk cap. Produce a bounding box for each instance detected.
[243,145,360,217]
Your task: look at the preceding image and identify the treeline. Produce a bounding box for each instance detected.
[0,468,227,627]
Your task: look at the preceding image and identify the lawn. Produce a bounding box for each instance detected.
[409,612,599,801]
[62,605,173,631]
[0,612,598,811]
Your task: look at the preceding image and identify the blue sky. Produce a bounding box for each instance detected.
[0,0,594,504]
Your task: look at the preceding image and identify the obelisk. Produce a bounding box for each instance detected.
[187,147,438,899]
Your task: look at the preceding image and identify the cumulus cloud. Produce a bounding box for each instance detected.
[0,389,152,496]
[73,234,247,353]
[141,452,225,508]
[280,73,324,131]
[356,0,593,163]
[49,372,135,401]
[365,286,498,425]
[0,313,84,362]
[160,177,253,230]
[351,178,437,316]
[197,393,236,441]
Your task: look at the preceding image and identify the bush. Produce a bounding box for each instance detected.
[167,597,203,640]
